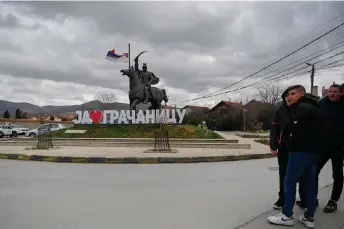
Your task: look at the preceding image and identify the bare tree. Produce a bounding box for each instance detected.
[95,91,117,109]
[255,84,284,105]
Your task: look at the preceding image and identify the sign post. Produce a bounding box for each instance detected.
[243,108,248,134]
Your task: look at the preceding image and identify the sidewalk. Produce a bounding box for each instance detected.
[216,131,270,153]
[0,132,270,158]
[237,184,344,229]
[0,133,272,163]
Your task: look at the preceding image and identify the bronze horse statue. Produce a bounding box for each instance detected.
[120,67,168,111]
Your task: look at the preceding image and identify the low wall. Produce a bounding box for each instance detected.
[0,118,74,129]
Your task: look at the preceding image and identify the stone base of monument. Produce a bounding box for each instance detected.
[143,149,178,154]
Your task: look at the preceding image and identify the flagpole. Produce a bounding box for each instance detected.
[128,43,131,68]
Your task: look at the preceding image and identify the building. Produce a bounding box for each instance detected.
[322,86,329,98]
[243,99,273,121]
[208,101,242,118]
[182,105,210,116]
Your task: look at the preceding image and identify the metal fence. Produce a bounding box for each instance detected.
[154,125,171,151]
[37,129,53,149]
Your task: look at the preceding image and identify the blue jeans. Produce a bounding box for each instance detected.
[282,152,319,218]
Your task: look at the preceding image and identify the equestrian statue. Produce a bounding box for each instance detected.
[120,51,168,111]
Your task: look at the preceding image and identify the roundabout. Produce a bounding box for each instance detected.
[0,132,272,164]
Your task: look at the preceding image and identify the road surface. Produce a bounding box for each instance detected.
[0,158,334,229]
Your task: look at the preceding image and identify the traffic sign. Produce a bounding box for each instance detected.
[243,108,248,112]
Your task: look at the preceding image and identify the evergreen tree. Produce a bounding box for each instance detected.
[15,108,22,119]
[3,110,10,118]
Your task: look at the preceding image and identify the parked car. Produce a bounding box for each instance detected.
[0,125,14,138]
[26,123,66,137]
[8,124,29,136]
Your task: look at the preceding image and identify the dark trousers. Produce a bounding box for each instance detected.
[316,150,344,201]
[283,152,319,218]
[278,150,289,200]
[278,150,304,201]
[300,149,344,202]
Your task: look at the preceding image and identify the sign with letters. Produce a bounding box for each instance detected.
[73,109,186,125]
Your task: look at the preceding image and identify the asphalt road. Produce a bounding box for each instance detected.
[0,158,332,229]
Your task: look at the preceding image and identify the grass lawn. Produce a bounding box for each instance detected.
[52,124,223,139]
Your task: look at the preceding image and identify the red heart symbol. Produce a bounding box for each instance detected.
[89,110,103,124]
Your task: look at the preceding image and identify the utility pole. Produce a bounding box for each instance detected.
[128,43,131,68]
[306,63,315,94]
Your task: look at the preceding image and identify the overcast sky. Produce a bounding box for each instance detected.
[1,1,344,108]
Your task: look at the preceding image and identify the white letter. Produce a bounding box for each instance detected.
[110,110,119,124]
[126,110,136,124]
[145,110,155,124]
[169,109,177,124]
[103,110,111,124]
[156,109,166,123]
[177,109,186,124]
[73,111,82,124]
[81,110,90,124]
[136,110,146,124]
[118,110,128,124]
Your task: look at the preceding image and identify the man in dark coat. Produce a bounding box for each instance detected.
[270,87,294,210]
[314,84,344,213]
[268,85,325,228]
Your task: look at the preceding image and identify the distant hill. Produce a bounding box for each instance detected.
[0,100,151,117]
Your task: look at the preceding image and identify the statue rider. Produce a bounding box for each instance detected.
[134,52,160,104]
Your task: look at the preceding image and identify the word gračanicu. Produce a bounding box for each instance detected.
[73,109,186,125]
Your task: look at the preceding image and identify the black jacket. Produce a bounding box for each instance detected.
[270,102,293,151]
[270,89,293,151]
[283,94,325,154]
[319,96,344,149]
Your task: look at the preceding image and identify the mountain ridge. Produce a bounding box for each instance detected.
[0,100,151,116]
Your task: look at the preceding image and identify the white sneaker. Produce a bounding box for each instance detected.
[268,213,294,226]
[299,215,315,228]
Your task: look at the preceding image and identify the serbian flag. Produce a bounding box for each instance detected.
[105,49,129,62]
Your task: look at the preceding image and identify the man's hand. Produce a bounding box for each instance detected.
[271,149,277,156]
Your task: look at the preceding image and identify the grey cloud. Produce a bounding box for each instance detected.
[9,2,237,51]
[0,53,128,92]
[0,13,20,28]
[1,1,344,106]
[10,2,344,55]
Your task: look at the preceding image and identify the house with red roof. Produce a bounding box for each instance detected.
[182,105,210,116]
[208,101,243,118]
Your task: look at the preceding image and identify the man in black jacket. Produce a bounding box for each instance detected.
[270,88,294,210]
[268,85,324,228]
[314,84,344,213]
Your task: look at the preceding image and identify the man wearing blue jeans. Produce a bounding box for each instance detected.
[268,85,325,228]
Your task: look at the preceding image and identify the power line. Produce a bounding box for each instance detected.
[218,52,344,96]
[168,24,344,103]
[169,35,344,103]
[238,42,344,86]
[188,49,344,101]
[183,20,344,102]
[174,62,344,106]
[251,11,344,70]
[185,52,344,101]
[252,38,344,78]
[249,60,344,88]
